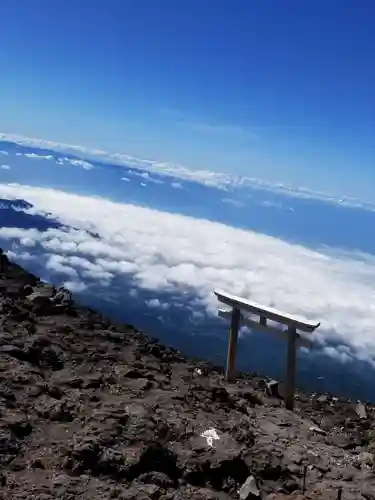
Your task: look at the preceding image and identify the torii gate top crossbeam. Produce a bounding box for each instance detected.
[214,289,320,333]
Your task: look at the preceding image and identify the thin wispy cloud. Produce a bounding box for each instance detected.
[0,165,10,170]
[161,107,317,138]
[221,198,244,208]
[0,184,375,368]
[177,120,259,141]
[161,107,259,140]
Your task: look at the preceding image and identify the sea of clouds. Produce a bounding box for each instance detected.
[0,183,375,369]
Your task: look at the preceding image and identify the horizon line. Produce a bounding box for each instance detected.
[1,131,374,213]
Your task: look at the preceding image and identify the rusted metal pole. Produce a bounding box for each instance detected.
[225,307,241,382]
[285,325,298,411]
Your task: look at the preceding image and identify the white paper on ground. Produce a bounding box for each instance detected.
[200,428,220,447]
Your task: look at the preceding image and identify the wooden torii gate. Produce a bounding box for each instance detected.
[214,289,320,411]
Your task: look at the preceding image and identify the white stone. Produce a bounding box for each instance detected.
[238,475,260,499]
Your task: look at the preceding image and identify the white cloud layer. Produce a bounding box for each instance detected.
[131,171,164,185]
[24,153,54,160]
[3,146,94,170]
[145,298,170,310]
[2,132,374,210]
[0,184,375,367]
[63,158,94,170]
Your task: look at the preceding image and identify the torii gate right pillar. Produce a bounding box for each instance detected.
[285,325,298,411]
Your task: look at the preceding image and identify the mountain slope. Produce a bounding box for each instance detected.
[0,251,374,499]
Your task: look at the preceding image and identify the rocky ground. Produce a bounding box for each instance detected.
[1,253,375,499]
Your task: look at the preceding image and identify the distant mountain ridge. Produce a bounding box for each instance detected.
[0,198,33,211]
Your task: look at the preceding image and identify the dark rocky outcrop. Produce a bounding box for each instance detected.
[0,254,375,499]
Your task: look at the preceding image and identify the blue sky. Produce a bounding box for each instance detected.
[1,0,375,197]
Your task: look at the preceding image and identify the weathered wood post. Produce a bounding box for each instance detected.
[285,325,297,411]
[226,307,241,382]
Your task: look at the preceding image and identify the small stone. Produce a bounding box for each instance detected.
[27,291,52,303]
[238,475,261,499]
[7,415,32,438]
[30,458,45,469]
[23,284,33,296]
[362,486,375,500]
[328,432,356,449]
[46,385,64,399]
[49,402,74,422]
[340,465,357,481]
[51,288,72,305]
[0,388,16,404]
[355,451,374,469]
[240,390,264,406]
[356,401,367,420]
[367,439,375,454]
[283,479,299,493]
[59,376,83,388]
[9,460,26,471]
[267,380,280,398]
[123,369,145,379]
[287,463,303,475]
[52,473,66,485]
[211,387,230,403]
[308,425,327,436]
[83,374,103,388]
[0,345,24,359]
[107,331,124,343]
[138,471,174,488]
